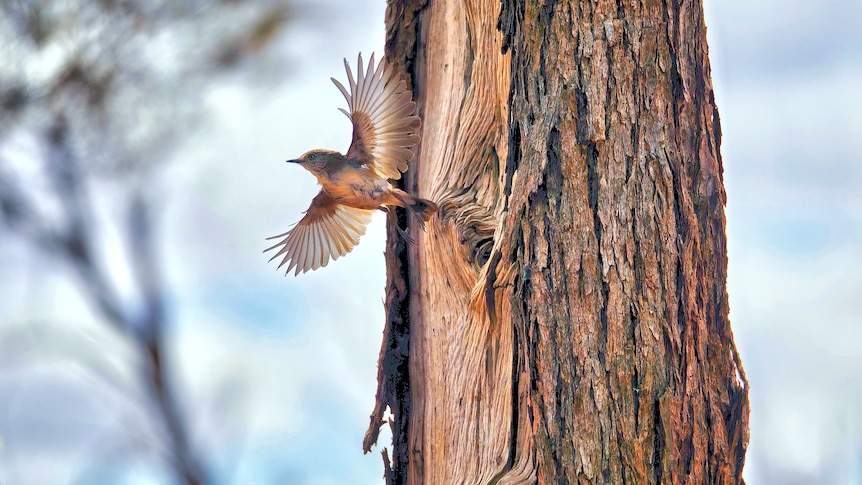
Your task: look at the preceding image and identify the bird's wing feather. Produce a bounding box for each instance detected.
[332,52,421,180]
[265,190,374,275]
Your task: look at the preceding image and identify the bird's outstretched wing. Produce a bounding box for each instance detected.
[265,190,374,275]
[331,52,421,180]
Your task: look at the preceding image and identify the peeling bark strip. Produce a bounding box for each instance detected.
[372,0,749,483]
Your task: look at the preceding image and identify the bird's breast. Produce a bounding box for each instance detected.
[321,173,392,210]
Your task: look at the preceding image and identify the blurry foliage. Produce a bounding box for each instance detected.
[0,0,293,175]
[0,1,295,483]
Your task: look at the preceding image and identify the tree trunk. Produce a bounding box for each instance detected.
[366,1,750,484]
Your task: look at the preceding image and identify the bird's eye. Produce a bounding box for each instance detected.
[308,153,316,161]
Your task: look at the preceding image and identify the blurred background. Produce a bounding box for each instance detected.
[0,0,858,484]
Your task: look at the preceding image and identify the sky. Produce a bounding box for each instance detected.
[707,0,862,482]
[1,0,860,484]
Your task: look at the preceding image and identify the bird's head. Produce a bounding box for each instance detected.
[286,149,344,178]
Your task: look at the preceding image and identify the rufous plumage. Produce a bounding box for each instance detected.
[266,53,437,275]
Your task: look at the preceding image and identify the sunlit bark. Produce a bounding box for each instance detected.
[367,1,749,483]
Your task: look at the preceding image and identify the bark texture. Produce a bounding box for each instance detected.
[366,0,750,483]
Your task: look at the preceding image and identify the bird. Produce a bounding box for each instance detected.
[265,53,437,275]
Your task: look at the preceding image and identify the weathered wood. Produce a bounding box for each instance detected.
[367,0,750,483]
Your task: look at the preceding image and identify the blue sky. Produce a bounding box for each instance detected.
[1,0,860,483]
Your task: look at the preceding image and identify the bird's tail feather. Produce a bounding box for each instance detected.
[408,197,438,223]
[393,191,438,229]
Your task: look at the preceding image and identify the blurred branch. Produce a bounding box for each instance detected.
[44,117,129,331]
[0,129,127,328]
[0,119,207,483]
[214,4,292,68]
[0,1,298,483]
[129,190,206,485]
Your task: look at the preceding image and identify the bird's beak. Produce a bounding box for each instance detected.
[285,159,301,164]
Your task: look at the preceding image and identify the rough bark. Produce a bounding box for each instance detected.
[366,0,749,484]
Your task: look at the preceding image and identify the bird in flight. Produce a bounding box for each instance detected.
[266,53,437,275]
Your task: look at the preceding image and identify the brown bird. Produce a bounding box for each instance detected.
[266,53,437,275]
